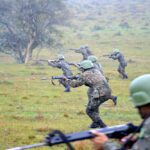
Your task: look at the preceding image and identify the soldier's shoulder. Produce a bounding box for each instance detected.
[144,116,150,126]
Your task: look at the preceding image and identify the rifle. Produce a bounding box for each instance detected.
[69,48,80,51]
[51,75,80,85]
[32,59,58,63]
[51,75,80,80]
[102,54,112,57]
[7,123,138,150]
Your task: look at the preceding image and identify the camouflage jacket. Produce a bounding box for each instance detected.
[110,52,127,67]
[103,116,150,150]
[68,68,111,97]
[48,60,73,76]
[93,62,104,74]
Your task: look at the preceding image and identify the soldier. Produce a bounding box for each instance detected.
[109,49,128,79]
[48,55,74,92]
[88,55,103,74]
[70,45,93,60]
[91,74,150,150]
[66,60,117,128]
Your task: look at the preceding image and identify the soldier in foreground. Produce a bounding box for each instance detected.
[91,74,150,150]
[66,60,117,128]
[48,55,75,92]
[109,49,128,79]
[70,45,93,60]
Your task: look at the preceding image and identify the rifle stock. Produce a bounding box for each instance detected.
[7,123,138,150]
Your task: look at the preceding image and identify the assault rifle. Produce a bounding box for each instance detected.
[51,75,80,85]
[32,59,58,63]
[102,54,113,58]
[51,75,80,80]
[41,75,80,84]
[69,48,80,51]
[7,123,138,150]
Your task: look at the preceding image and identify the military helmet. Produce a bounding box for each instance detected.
[79,60,94,69]
[129,74,150,107]
[58,54,65,60]
[80,45,85,49]
[88,55,97,62]
[84,44,89,48]
[113,49,120,53]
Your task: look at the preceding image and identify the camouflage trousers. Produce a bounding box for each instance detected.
[59,79,70,91]
[118,64,128,79]
[86,88,109,123]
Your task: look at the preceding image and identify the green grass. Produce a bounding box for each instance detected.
[0,1,150,149]
[0,50,149,149]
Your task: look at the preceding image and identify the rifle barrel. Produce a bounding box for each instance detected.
[7,143,47,150]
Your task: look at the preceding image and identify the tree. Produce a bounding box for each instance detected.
[0,0,69,64]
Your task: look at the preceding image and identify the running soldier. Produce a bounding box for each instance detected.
[66,60,117,128]
[48,55,75,92]
[70,45,93,60]
[109,49,128,79]
[91,74,150,150]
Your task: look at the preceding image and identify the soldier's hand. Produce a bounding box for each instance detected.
[62,76,68,81]
[91,130,109,150]
[120,134,137,144]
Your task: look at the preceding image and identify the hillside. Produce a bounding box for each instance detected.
[59,0,150,58]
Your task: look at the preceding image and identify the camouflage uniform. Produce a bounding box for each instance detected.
[103,116,150,150]
[110,51,128,79]
[75,46,93,60]
[68,68,117,128]
[93,62,104,75]
[48,59,73,92]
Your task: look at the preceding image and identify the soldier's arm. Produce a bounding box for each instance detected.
[48,61,61,68]
[74,49,82,53]
[110,53,119,60]
[68,76,85,88]
[67,62,79,68]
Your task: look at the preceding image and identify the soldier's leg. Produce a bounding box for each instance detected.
[86,96,107,128]
[59,79,71,92]
[118,65,128,79]
[118,65,124,78]
[122,66,128,79]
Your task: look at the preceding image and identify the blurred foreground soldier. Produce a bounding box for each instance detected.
[91,74,150,150]
[70,45,93,60]
[109,49,128,79]
[66,60,117,128]
[48,55,74,92]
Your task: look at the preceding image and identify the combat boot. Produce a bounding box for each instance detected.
[123,74,128,79]
[64,85,71,92]
[89,122,100,128]
[96,120,107,128]
[112,96,117,106]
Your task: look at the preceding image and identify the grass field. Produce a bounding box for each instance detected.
[0,1,150,149]
[0,47,150,150]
